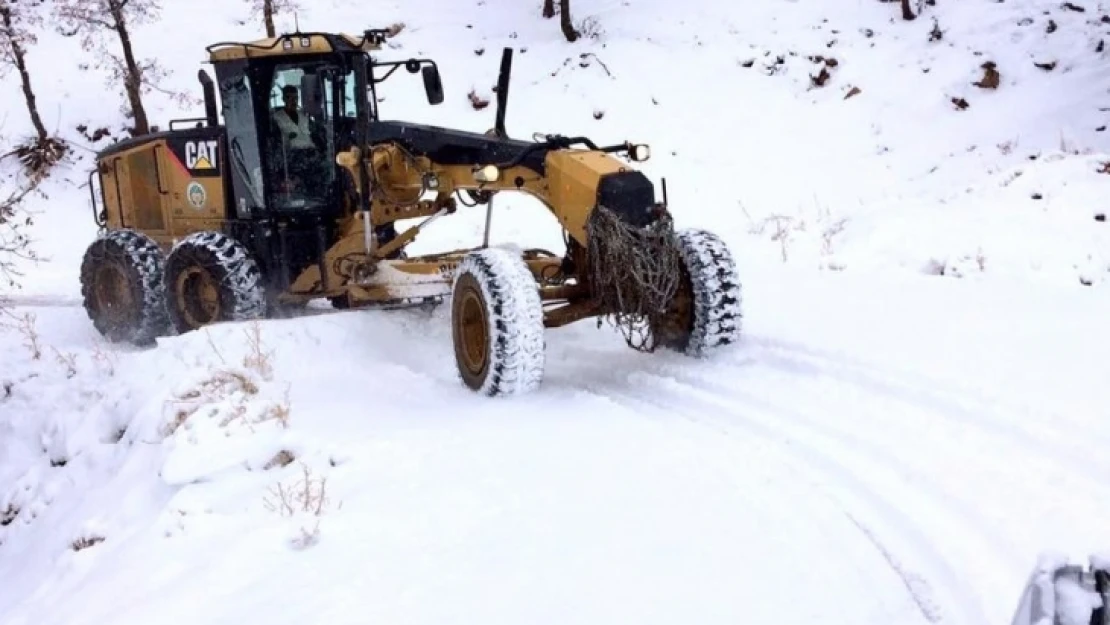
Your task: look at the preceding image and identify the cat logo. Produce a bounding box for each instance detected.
[185,139,219,171]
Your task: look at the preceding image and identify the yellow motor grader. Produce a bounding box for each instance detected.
[80,29,742,395]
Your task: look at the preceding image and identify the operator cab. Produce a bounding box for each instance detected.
[206,34,365,218]
[203,31,443,220]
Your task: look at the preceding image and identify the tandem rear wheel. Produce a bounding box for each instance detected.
[79,229,170,346]
[162,231,267,334]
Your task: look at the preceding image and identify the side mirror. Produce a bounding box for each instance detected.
[422,66,444,105]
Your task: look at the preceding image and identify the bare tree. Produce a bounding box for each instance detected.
[900,0,916,20]
[1,1,47,144]
[879,0,926,20]
[0,0,66,175]
[0,173,42,311]
[559,0,579,42]
[250,0,302,38]
[542,0,555,18]
[54,0,174,137]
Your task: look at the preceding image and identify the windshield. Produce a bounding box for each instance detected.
[266,62,355,211]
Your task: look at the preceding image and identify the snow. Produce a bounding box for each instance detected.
[2,0,1110,624]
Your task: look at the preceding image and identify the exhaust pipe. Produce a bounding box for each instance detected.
[198,69,218,127]
[493,47,512,138]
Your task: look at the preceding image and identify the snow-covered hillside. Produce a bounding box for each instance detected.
[5,0,1110,292]
[2,0,1109,624]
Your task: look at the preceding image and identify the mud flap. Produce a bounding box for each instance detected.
[1009,554,1108,625]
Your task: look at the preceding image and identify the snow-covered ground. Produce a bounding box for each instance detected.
[2,0,1109,623]
[3,268,1109,625]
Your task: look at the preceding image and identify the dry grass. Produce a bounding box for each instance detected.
[162,322,289,437]
[89,340,117,377]
[2,310,42,360]
[263,462,338,550]
[51,346,77,379]
[741,200,849,264]
[242,321,274,381]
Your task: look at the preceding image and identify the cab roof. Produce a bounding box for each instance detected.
[206,31,383,62]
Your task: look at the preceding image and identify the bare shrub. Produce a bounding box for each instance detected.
[576,15,603,40]
[51,346,77,378]
[90,340,117,377]
[0,174,42,308]
[263,462,338,550]
[1,310,42,359]
[242,321,274,380]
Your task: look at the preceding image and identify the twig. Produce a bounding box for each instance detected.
[581,52,612,77]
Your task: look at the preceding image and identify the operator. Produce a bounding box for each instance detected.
[272,84,315,150]
[270,84,325,198]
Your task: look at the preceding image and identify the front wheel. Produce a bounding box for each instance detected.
[654,229,743,356]
[450,248,545,396]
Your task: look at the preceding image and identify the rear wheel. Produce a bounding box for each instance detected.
[79,229,168,345]
[450,248,545,396]
[163,231,266,334]
[654,228,743,356]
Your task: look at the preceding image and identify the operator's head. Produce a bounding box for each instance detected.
[281,85,299,111]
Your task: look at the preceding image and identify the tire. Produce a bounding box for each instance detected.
[656,228,743,356]
[79,229,169,346]
[450,247,545,396]
[163,231,266,334]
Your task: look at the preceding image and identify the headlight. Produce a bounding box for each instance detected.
[474,164,501,183]
[630,144,651,162]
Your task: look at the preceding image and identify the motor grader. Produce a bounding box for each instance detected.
[80,28,742,396]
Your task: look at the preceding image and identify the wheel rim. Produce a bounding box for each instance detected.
[453,275,490,386]
[175,266,221,328]
[91,263,134,330]
[653,267,695,347]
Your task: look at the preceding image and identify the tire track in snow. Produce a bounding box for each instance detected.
[843,510,946,624]
[642,366,1025,561]
[568,377,950,624]
[565,355,994,625]
[749,336,1110,465]
[1,295,82,308]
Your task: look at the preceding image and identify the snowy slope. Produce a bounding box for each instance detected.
[2,0,1110,624]
[3,0,1109,294]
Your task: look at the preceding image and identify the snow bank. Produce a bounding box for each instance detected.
[0,310,327,605]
